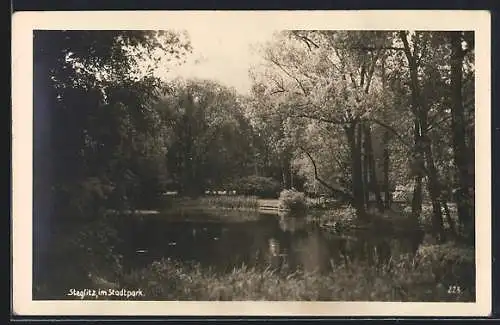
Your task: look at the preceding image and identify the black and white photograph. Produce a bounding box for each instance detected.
[12,11,491,316]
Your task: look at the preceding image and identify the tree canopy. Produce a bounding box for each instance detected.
[248,30,475,242]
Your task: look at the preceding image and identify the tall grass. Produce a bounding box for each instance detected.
[116,243,474,301]
[171,196,260,211]
[198,195,260,210]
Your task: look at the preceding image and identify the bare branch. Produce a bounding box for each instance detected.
[268,56,309,96]
[269,89,285,95]
[323,53,341,73]
[367,118,413,149]
[398,31,414,63]
[252,105,345,126]
[364,49,382,94]
[269,76,286,94]
[349,73,358,89]
[337,46,405,51]
[360,61,366,88]
[426,115,452,132]
[333,46,345,69]
[291,31,320,51]
[299,146,354,202]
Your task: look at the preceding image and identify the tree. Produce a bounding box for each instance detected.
[398,31,447,241]
[246,80,299,189]
[33,30,191,223]
[394,31,474,243]
[250,29,475,244]
[448,31,475,244]
[159,79,255,196]
[33,30,192,294]
[250,31,395,221]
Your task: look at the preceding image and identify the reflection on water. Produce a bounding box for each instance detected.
[115,210,423,274]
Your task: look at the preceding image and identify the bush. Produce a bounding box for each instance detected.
[34,213,124,299]
[232,176,281,198]
[279,189,307,212]
[415,242,475,291]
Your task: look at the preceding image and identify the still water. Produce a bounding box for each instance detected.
[114,209,422,274]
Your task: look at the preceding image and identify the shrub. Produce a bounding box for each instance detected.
[415,242,475,291]
[279,189,307,212]
[65,177,115,218]
[34,213,124,299]
[232,176,281,198]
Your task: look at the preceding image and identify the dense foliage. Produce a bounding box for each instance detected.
[279,189,307,212]
[249,30,474,242]
[230,175,282,198]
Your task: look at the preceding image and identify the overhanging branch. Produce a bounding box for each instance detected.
[368,118,412,149]
[268,57,309,96]
[291,32,320,51]
[299,146,354,202]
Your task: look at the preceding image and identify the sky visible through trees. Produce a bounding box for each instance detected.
[154,28,277,95]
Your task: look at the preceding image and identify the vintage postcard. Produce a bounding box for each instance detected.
[12,10,491,316]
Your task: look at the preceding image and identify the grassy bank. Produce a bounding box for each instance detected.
[117,241,474,301]
[40,239,474,302]
[167,195,260,211]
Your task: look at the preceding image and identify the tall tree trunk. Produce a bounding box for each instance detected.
[282,166,287,189]
[449,31,474,244]
[362,123,370,208]
[400,31,445,241]
[346,122,368,221]
[281,152,292,190]
[419,97,446,242]
[411,176,423,220]
[411,120,424,221]
[422,135,446,242]
[380,55,391,209]
[356,122,367,217]
[382,131,391,208]
[364,123,384,212]
[442,197,457,239]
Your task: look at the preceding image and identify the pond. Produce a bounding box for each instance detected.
[36,207,475,302]
[114,209,423,275]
